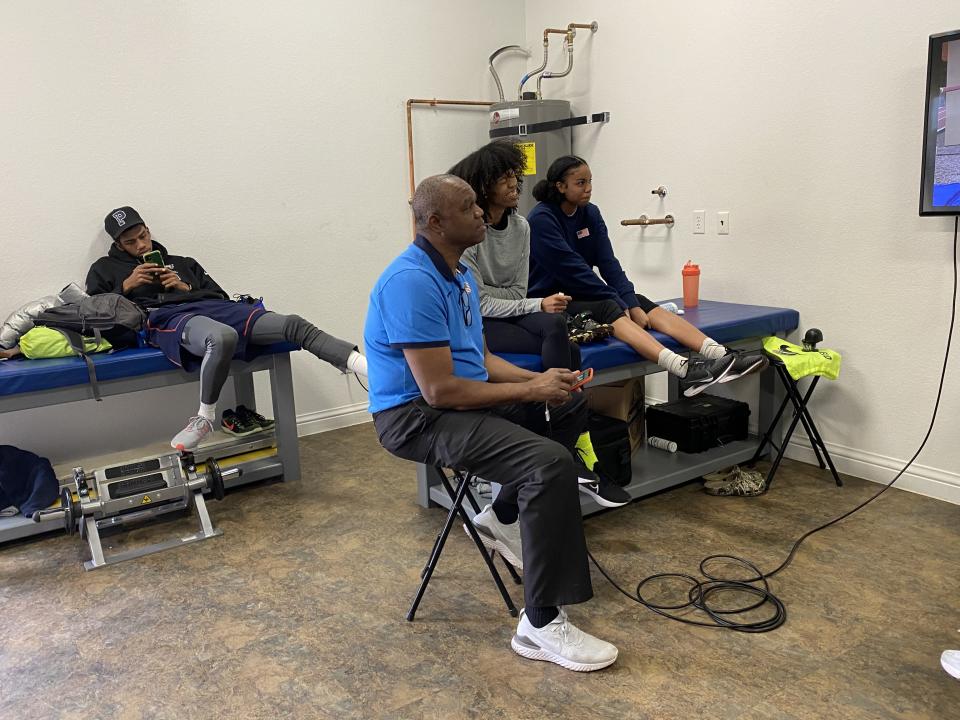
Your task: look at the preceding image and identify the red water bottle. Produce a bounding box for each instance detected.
[682,260,700,308]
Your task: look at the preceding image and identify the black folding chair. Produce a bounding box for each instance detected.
[407,464,521,621]
[750,355,842,489]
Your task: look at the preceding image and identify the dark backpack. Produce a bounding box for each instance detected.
[588,413,633,487]
[33,294,146,401]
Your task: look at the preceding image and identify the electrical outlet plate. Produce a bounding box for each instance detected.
[718,211,730,235]
[693,210,705,234]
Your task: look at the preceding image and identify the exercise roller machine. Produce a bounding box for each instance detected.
[33,451,239,570]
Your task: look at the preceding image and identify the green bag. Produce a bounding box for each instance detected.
[19,326,112,359]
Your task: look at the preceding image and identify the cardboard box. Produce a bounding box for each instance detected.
[585,377,645,451]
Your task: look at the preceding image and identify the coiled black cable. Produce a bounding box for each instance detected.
[588,216,959,632]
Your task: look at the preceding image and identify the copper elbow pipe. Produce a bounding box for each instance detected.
[542,27,569,41]
[405,98,496,234]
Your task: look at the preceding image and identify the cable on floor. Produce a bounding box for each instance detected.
[588,216,958,632]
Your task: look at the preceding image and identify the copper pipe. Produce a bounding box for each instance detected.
[567,21,599,35]
[517,28,567,100]
[537,30,574,98]
[405,98,496,234]
[621,214,675,227]
[542,27,569,41]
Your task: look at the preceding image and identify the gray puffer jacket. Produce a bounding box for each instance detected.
[0,283,86,349]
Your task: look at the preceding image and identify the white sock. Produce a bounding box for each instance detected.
[198,403,217,422]
[347,350,368,377]
[657,348,688,377]
[700,338,727,360]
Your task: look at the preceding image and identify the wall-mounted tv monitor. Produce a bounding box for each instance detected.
[920,29,960,215]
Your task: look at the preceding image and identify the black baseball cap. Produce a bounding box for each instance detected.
[104,206,146,240]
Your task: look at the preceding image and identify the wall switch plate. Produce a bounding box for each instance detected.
[693,210,705,234]
[717,211,730,235]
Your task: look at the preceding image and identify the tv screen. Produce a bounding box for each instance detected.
[920,29,960,215]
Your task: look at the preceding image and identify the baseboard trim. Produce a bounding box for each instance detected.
[645,393,958,505]
[306,398,959,506]
[785,437,960,505]
[297,402,370,437]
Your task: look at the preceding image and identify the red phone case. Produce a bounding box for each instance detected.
[571,367,594,390]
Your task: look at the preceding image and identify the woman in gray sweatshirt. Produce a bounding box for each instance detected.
[450,141,580,371]
[449,142,631,509]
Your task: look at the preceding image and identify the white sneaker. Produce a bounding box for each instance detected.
[511,608,618,672]
[170,416,215,450]
[467,504,523,571]
[942,650,960,680]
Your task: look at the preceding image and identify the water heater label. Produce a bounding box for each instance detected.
[490,107,520,124]
[517,141,536,175]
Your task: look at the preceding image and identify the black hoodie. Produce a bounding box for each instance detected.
[85,240,228,308]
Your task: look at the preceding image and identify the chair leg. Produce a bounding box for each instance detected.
[407,474,471,622]
[792,381,826,469]
[408,469,519,621]
[446,472,518,618]
[500,556,522,585]
[780,373,842,486]
[462,475,523,586]
[790,380,842,486]
[751,389,792,465]
[764,376,808,489]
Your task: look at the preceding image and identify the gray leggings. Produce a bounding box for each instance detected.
[181,311,356,404]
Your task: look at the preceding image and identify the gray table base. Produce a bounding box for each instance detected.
[0,351,300,544]
[416,338,784,516]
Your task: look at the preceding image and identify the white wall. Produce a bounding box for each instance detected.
[0,1,524,462]
[523,1,960,503]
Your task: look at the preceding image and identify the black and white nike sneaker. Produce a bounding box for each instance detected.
[577,469,631,508]
[680,354,736,397]
[719,350,769,383]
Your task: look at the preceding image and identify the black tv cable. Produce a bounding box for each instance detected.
[587,215,959,632]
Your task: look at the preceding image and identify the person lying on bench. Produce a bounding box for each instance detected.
[528,156,766,396]
[365,174,618,672]
[86,206,367,450]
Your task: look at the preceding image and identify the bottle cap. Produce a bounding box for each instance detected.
[682,260,700,276]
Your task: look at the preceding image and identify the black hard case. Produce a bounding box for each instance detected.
[645,395,750,453]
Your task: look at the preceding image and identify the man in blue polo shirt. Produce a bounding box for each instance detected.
[365,174,618,672]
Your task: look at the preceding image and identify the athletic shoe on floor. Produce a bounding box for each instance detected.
[221,409,261,437]
[236,404,276,430]
[702,465,738,490]
[680,354,736,397]
[511,608,618,672]
[468,504,523,571]
[578,470,631,508]
[171,416,215,450]
[719,350,769,383]
[704,466,767,496]
[942,650,960,680]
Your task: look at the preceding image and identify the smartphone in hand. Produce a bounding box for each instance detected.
[571,367,594,391]
[141,249,164,266]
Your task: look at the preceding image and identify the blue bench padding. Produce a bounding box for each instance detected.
[0,343,298,397]
[1,299,796,396]
[497,299,799,372]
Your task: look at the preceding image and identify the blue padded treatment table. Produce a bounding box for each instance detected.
[496,299,800,374]
[0,343,296,397]
[0,342,302,544]
[416,299,800,514]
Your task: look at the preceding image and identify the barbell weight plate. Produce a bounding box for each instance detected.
[61,487,78,536]
[205,457,226,501]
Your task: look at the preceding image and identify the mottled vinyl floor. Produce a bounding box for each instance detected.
[1,423,958,720]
